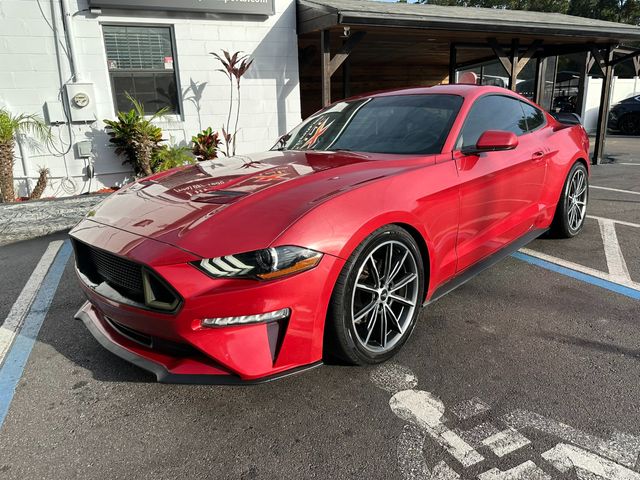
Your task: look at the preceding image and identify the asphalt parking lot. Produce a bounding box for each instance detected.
[0,140,639,480]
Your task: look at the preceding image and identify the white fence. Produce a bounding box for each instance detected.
[582,76,640,133]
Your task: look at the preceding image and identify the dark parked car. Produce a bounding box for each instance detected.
[609,95,640,135]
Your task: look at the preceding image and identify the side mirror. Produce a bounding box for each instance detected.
[462,130,518,155]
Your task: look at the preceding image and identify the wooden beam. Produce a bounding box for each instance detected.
[515,40,543,75]
[610,49,640,67]
[509,38,519,91]
[321,29,331,107]
[328,31,366,77]
[590,45,608,76]
[449,43,456,84]
[593,46,614,165]
[487,37,512,75]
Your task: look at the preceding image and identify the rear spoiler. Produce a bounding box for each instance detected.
[549,112,582,125]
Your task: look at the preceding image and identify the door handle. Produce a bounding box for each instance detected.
[532,151,544,157]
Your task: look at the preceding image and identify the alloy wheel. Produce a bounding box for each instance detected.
[567,167,587,232]
[350,240,420,353]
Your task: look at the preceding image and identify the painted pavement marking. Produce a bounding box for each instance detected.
[0,240,64,366]
[450,397,491,420]
[481,428,531,457]
[0,240,72,429]
[590,185,640,195]
[477,461,551,480]
[542,443,640,480]
[518,248,640,292]
[502,409,640,469]
[587,215,640,229]
[371,363,640,480]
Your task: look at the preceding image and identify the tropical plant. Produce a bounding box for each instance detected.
[192,127,222,161]
[29,167,50,200]
[151,144,195,172]
[104,94,168,177]
[0,109,51,202]
[210,50,253,156]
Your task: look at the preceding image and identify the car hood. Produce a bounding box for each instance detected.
[85,150,427,258]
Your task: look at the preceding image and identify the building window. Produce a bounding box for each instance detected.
[103,25,180,115]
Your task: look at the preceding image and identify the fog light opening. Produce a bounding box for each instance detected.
[201,308,291,327]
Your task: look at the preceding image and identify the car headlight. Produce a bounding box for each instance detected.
[195,246,323,280]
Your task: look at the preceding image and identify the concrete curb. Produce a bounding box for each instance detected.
[0,194,109,246]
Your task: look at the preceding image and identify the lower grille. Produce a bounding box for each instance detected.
[106,317,201,358]
[72,239,180,312]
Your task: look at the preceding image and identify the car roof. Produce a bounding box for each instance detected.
[340,84,538,108]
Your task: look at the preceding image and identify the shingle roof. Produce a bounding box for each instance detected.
[297,0,640,41]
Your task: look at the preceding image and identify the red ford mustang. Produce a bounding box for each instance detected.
[70,85,590,383]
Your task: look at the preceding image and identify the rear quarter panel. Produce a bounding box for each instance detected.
[536,121,590,228]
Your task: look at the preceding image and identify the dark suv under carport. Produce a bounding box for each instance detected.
[609,95,640,135]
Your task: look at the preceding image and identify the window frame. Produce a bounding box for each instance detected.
[455,93,547,151]
[101,23,183,118]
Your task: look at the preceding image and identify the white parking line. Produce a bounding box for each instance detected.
[0,241,64,366]
[519,248,640,291]
[590,185,640,195]
[587,215,640,229]
[598,219,633,283]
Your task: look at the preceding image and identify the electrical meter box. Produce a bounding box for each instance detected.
[65,83,97,122]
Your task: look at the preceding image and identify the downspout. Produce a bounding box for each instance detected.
[60,0,83,82]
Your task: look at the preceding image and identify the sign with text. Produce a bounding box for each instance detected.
[89,0,275,15]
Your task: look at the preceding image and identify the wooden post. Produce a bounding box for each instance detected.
[509,39,519,91]
[342,54,351,99]
[534,56,546,106]
[321,29,331,107]
[575,51,591,120]
[449,44,457,84]
[593,46,614,165]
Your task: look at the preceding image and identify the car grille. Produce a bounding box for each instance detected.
[72,239,180,312]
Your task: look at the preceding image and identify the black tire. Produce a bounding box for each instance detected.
[550,162,589,238]
[619,113,640,136]
[324,225,425,365]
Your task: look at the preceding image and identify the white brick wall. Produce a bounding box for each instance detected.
[0,0,301,198]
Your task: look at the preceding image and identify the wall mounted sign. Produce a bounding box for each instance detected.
[88,0,275,16]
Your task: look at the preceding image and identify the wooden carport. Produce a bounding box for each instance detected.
[296,0,640,164]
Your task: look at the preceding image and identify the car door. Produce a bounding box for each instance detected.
[453,94,547,273]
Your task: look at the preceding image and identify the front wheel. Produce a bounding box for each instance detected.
[550,162,588,238]
[325,225,425,365]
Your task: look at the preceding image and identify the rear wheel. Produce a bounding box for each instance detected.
[325,225,425,365]
[550,162,588,238]
[619,113,640,135]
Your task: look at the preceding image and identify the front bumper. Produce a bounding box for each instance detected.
[76,302,322,384]
[70,220,344,383]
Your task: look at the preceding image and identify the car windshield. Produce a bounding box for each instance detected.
[273,94,463,155]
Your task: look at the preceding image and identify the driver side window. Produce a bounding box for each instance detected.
[457,95,527,149]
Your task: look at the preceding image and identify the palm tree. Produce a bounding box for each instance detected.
[0,109,51,202]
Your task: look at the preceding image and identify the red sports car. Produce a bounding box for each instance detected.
[71,85,590,383]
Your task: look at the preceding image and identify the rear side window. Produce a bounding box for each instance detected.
[457,95,527,149]
[521,102,545,131]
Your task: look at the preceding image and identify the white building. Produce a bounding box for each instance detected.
[0,0,302,198]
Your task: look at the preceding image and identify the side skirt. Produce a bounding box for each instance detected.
[424,228,548,306]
